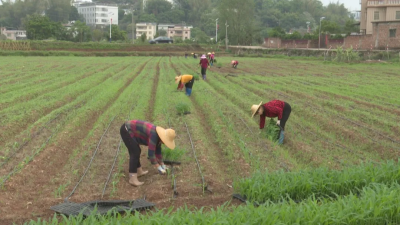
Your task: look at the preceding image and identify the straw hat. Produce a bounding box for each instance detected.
[231,60,235,64]
[156,126,176,149]
[250,101,263,118]
[175,75,182,84]
[207,52,211,55]
[212,52,215,54]
[201,54,206,59]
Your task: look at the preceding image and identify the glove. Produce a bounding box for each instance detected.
[276,120,281,126]
[161,164,169,170]
[157,165,166,175]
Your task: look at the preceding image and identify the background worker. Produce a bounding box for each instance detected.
[199,54,210,80]
[210,52,215,66]
[231,60,239,68]
[251,100,292,144]
[120,120,176,186]
[175,74,195,96]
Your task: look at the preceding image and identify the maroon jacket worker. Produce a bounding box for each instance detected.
[251,100,291,144]
[120,120,176,186]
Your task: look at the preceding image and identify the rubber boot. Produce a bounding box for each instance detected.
[202,74,206,80]
[129,173,144,186]
[278,130,285,145]
[137,167,148,177]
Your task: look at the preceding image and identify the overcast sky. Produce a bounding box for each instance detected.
[320,0,360,11]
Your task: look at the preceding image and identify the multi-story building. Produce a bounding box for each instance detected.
[76,3,118,26]
[166,25,192,40]
[135,22,157,39]
[360,0,400,35]
[345,0,400,49]
[0,27,27,40]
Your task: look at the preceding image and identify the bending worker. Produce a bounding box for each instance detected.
[251,100,291,144]
[120,120,176,186]
[231,60,239,68]
[175,74,194,96]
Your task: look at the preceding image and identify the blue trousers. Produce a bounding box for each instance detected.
[185,88,192,96]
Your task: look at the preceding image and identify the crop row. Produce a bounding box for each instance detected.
[235,160,400,203]
[26,182,400,225]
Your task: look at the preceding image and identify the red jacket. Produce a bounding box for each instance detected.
[259,100,285,129]
[199,58,209,68]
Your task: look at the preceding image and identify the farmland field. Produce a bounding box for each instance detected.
[1,56,400,224]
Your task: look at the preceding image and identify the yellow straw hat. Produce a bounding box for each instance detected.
[175,75,182,84]
[156,126,176,149]
[251,101,263,118]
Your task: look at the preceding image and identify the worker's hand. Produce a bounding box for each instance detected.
[276,120,281,126]
[161,164,169,171]
[157,165,166,175]
[208,66,210,69]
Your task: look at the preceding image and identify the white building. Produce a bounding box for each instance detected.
[0,27,27,40]
[158,23,175,31]
[136,22,157,39]
[77,3,118,26]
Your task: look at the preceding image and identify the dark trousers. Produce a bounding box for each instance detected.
[120,124,141,173]
[185,78,194,88]
[280,102,292,130]
[201,67,207,75]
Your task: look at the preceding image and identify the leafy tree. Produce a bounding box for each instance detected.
[118,9,125,21]
[269,27,286,38]
[92,29,104,42]
[343,19,359,35]
[108,24,127,41]
[23,14,54,40]
[140,33,147,42]
[46,0,71,23]
[69,6,84,22]
[191,27,209,43]
[145,0,172,16]
[284,31,302,40]
[217,0,255,45]
[137,13,157,23]
[320,20,340,34]
[70,20,91,42]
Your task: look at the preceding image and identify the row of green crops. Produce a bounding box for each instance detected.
[25,182,400,225]
[235,160,400,203]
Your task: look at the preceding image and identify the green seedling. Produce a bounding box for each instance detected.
[175,103,191,116]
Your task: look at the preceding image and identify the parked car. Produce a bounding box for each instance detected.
[149,36,173,44]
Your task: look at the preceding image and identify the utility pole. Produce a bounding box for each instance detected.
[225,21,229,51]
[215,18,218,43]
[132,7,135,44]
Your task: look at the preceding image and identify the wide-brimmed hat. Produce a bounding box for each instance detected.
[201,54,206,59]
[212,52,215,54]
[231,60,236,64]
[156,126,176,149]
[207,52,211,55]
[175,75,182,84]
[251,101,263,118]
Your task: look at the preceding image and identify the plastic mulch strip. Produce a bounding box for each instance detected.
[50,199,155,216]
[232,194,247,203]
[163,160,181,165]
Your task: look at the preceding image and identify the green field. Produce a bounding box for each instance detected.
[1,56,400,224]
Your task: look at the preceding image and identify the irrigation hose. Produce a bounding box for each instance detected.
[184,121,207,193]
[101,102,137,199]
[64,115,116,202]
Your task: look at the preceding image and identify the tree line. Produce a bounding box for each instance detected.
[0,0,358,44]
